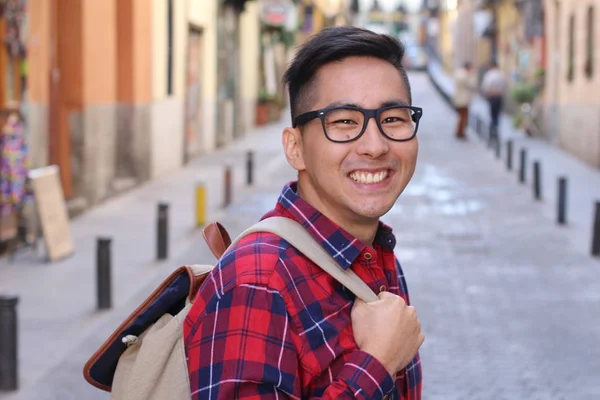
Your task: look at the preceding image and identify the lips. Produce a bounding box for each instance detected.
[348,169,389,184]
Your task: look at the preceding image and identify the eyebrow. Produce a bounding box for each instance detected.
[326,99,411,108]
[381,99,410,107]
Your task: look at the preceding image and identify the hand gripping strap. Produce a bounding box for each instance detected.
[225,217,378,303]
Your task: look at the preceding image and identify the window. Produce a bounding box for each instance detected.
[567,13,575,82]
[585,6,595,79]
[167,0,174,95]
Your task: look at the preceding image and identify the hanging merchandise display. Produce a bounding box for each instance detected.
[0,110,32,218]
[3,0,27,58]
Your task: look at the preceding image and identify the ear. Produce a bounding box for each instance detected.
[282,127,306,171]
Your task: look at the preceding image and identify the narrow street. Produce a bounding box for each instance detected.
[3,72,600,400]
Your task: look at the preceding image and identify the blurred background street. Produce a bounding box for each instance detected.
[1,0,600,399]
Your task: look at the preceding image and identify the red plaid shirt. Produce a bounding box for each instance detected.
[184,181,422,399]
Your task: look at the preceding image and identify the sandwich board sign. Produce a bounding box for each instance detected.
[28,165,74,261]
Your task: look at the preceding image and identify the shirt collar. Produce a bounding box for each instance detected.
[269,181,396,270]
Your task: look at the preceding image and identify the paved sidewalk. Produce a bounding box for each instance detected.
[427,55,600,256]
[0,116,291,398]
[407,72,600,399]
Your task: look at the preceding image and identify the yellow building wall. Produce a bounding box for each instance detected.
[439,10,456,73]
[496,0,521,78]
[188,0,219,151]
[150,0,186,177]
[313,8,325,33]
[151,0,187,100]
[189,0,218,102]
[240,1,261,132]
[543,0,600,167]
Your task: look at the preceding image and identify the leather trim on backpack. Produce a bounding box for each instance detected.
[187,264,214,303]
[202,222,232,259]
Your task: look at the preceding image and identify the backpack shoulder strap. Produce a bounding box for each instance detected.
[224,217,379,303]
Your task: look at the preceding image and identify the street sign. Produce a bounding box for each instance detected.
[29,165,74,262]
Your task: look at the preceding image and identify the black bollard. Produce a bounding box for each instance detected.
[96,237,112,310]
[557,177,567,225]
[533,161,542,200]
[224,166,232,208]
[519,149,527,184]
[0,294,19,391]
[506,140,513,171]
[592,202,600,257]
[157,203,169,260]
[246,151,254,186]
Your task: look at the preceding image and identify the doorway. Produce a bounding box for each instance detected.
[184,26,204,163]
[49,0,83,200]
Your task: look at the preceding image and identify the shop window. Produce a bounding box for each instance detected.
[567,14,575,82]
[585,6,595,79]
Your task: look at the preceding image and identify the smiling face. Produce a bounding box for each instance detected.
[283,56,418,234]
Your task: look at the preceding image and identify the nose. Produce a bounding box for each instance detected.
[356,117,390,158]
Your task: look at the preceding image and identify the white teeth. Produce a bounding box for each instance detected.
[350,170,388,184]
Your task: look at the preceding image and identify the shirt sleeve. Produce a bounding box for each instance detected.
[185,284,396,400]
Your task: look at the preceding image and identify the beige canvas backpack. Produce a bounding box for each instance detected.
[83,217,378,399]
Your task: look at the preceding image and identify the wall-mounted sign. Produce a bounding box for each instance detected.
[260,0,295,27]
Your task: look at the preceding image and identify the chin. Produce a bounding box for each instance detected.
[351,202,395,220]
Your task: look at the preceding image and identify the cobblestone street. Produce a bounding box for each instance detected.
[2,72,599,399]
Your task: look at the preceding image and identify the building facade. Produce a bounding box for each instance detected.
[24,0,261,216]
[543,0,600,168]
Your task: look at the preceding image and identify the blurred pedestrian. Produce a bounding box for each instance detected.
[481,61,507,143]
[185,26,424,399]
[453,61,477,139]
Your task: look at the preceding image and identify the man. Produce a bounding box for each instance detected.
[185,26,424,399]
[481,61,507,143]
[453,62,477,139]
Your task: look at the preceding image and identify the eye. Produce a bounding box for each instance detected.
[382,116,406,123]
[380,108,411,124]
[333,119,358,125]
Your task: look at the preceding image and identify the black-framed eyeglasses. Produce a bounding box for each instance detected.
[292,105,423,143]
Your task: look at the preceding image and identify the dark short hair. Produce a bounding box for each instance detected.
[283,26,412,121]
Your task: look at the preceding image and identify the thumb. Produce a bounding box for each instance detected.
[352,297,367,310]
[378,291,396,300]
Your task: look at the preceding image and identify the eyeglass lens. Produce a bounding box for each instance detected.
[322,107,417,142]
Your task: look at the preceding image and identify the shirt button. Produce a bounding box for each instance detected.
[364,252,372,260]
[379,285,387,293]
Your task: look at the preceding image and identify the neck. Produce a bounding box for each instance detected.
[296,180,379,246]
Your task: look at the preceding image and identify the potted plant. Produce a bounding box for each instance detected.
[510,81,541,136]
[256,89,271,126]
[510,82,537,105]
